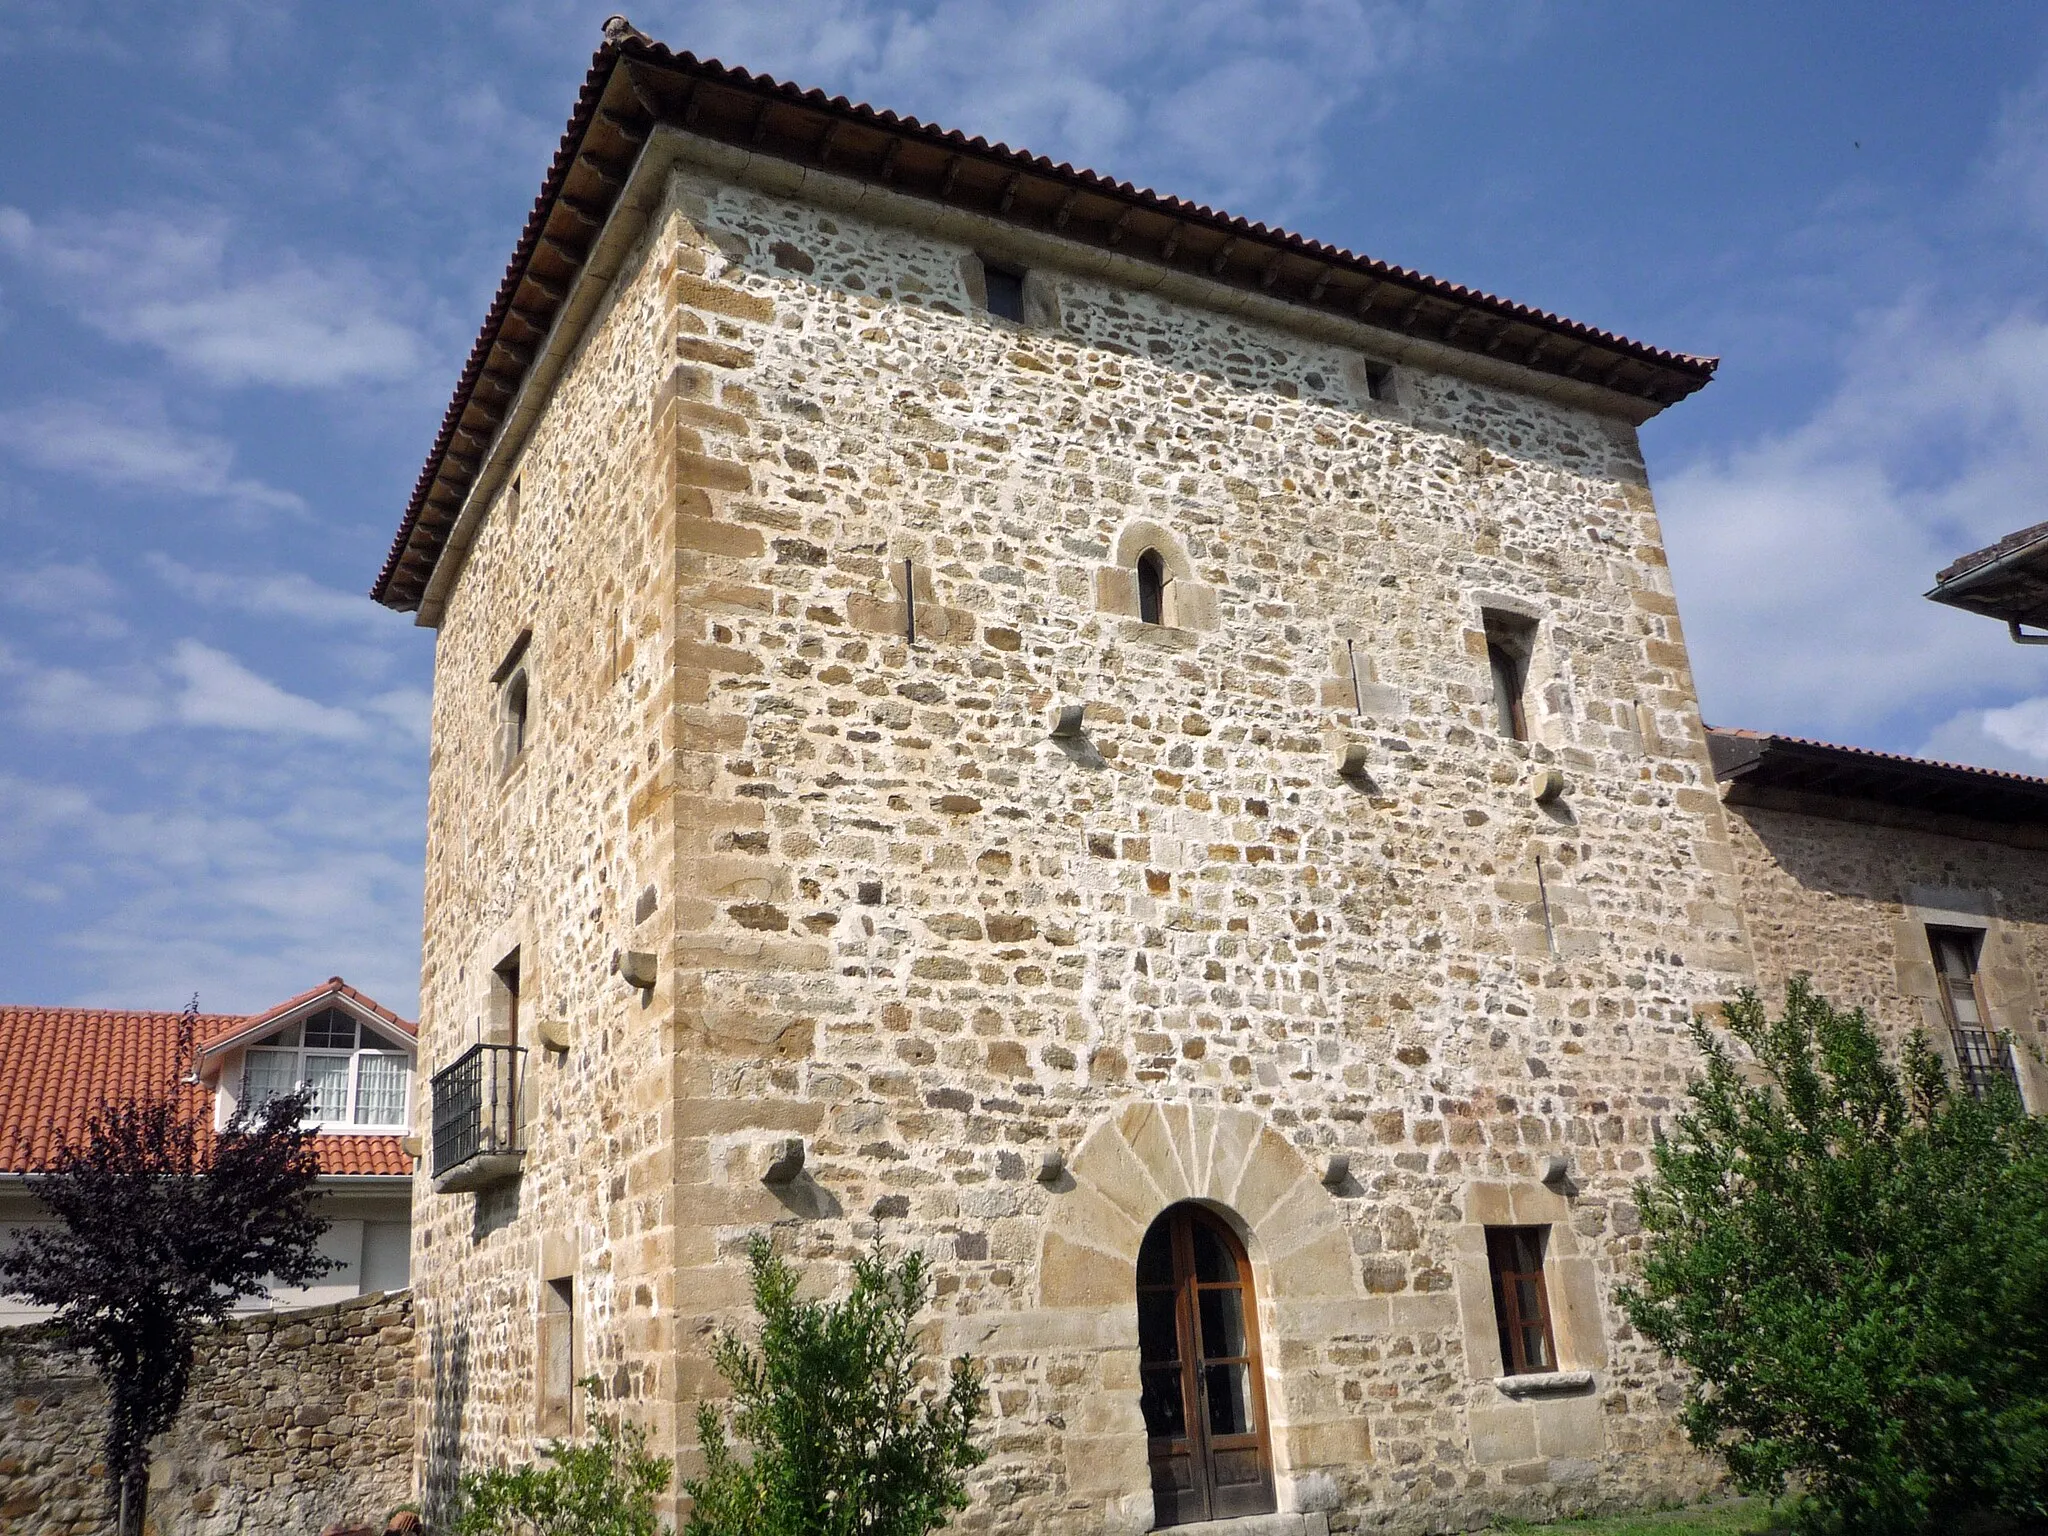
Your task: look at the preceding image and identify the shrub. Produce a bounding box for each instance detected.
[686,1235,987,1536]
[453,1386,672,1536]
[1619,979,2048,1533]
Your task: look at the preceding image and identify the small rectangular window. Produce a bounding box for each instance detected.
[540,1274,576,1432]
[1364,360,1396,402]
[983,262,1027,323]
[1486,1225,1557,1375]
[1483,610,1536,742]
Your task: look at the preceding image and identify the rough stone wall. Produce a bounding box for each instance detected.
[0,1291,414,1536]
[1723,791,2048,1107]
[415,144,1754,1536]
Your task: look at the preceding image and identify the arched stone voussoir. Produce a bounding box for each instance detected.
[1047,1101,1361,1306]
[1118,1101,1197,1203]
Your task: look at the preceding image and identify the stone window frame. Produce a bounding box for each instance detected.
[492,628,534,781]
[1097,521,1219,635]
[1896,891,2042,1111]
[466,912,540,1139]
[537,1232,580,1438]
[960,251,1061,330]
[1453,1179,1606,1467]
[1468,593,1558,750]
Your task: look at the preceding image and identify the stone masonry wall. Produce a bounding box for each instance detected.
[414,140,1753,1536]
[411,170,689,1519]
[0,1290,415,1536]
[1724,791,2048,1107]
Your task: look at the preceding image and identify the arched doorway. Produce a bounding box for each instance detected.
[1136,1203,1278,1526]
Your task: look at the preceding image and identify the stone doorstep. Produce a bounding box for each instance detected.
[1151,1514,1330,1536]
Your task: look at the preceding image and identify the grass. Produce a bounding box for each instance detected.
[1488,1499,1788,1536]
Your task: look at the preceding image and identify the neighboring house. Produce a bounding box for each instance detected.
[1925,518,2048,642]
[0,977,416,1326]
[368,21,2044,1536]
[1712,727,2048,1111]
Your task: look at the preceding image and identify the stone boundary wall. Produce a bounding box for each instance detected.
[0,1290,416,1536]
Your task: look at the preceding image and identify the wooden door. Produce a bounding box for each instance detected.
[1135,1204,1277,1526]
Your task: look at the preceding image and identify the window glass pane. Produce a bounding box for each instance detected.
[241,1049,297,1111]
[1199,1287,1246,1360]
[303,1009,356,1049]
[354,1053,408,1126]
[1204,1362,1252,1436]
[1190,1221,1238,1283]
[1137,1289,1180,1364]
[1140,1367,1187,1439]
[1520,1321,1552,1371]
[1136,1221,1174,1286]
[303,1053,352,1122]
[1510,1229,1544,1272]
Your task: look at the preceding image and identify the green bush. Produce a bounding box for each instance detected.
[685,1235,987,1536]
[1619,979,2048,1533]
[454,1385,672,1536]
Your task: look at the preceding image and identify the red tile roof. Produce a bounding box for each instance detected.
[0,981,416,1178]
[374,18,1719,613]
[1707,725,2048,825]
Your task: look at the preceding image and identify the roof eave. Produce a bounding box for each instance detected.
[373,22,1718,615]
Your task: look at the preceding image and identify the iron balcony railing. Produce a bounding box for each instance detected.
[431,1042,526,1185]
[1951,1027,2020,1101]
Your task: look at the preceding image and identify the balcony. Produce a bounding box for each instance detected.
[431,1043,527,1192]
[1952,1027,2020,1101]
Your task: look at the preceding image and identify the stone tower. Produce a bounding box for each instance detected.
[376,23,1751,1533]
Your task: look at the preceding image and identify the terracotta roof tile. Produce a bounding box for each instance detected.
[1934,518,2048,587]
[0,982,416,1179]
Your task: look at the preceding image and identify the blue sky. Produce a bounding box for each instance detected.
[5,2,2048,1012]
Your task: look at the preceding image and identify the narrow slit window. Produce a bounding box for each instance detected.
[1486,1225,1557,1375]
[983,262,1027,323]
[1364,361,1396,403]
[494,948,522,1052]
[1137,549,1168,626]
[540,1274,576,1432]
[1482,610,1536,742]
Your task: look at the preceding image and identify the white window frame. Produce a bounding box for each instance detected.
[239,1008,412,1132]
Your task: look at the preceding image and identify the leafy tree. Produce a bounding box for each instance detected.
[454,1383,673,1536]
[0,1000,332,1536]
[1620,979,2048,1534]
[686,1235,987,1536]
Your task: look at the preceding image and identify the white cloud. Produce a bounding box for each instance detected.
[1983,696,2048,763]
[0,399,303,513]
[0,645,162,736]
[167,641,366,739]
[1659,302,2048,735]
[0,205,424,389]
[1656,59,2048,759]
[638,0,1519,214]
[8,561,128,639]
[0,638,367,741]
[0,765,424,1015]
[146,554,395,629]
